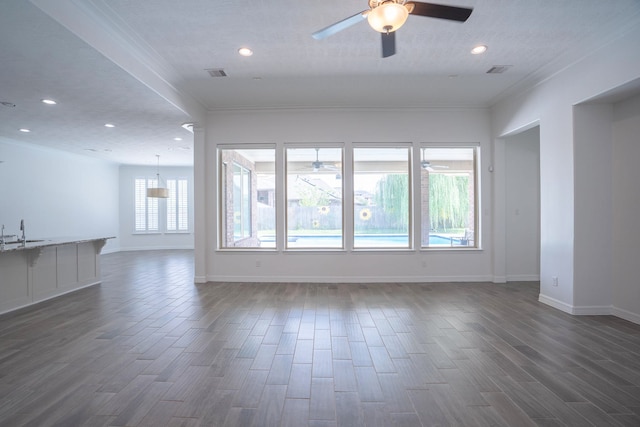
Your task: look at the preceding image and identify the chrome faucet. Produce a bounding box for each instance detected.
[19,219,25,245]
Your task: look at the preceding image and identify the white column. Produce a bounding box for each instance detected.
[193,124,208,283]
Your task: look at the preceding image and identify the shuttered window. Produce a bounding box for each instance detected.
[134,178,159,232]
[134,177,189,233]
[167,178,189,232]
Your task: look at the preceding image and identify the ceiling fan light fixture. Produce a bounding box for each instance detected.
[471,44,487,55]
[367,2,409,33]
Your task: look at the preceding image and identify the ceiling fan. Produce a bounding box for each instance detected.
[311,148,339,172]
[421,160,449,171]
[421,148,449,171]
[312,0,473,58]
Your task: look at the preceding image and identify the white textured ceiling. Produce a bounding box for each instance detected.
[1,0,639,165]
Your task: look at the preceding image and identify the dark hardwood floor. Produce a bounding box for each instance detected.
[1,250,639,426]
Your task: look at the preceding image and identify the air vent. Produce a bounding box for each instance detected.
[486,65,512,74]
[1,101,16,108]
[205,68,227,77]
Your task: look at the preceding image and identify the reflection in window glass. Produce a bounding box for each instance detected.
[420,147,477,248]
[219,148,275,248]
[233,164,251,240]
[353,147,410,248]
[286,148,343,248]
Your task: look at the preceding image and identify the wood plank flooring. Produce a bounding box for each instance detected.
[1,249,640,426]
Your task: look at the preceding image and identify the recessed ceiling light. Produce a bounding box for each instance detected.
[41,99,57,105]
[174,137,182,141]
[238,47,253,57]
[104,123,115,128]
[19,128,31,133]
[471,45,487,55]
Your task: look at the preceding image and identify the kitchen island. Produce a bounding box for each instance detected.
[0,237,113,315]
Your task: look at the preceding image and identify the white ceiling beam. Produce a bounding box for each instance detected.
[29,0,205,123]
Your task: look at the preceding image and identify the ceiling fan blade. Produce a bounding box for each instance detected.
[312,10,369,40]
[381,32,396,58]
[406,2,473,22]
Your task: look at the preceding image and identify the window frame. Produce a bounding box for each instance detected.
[218,145,277,250]
[215,143,480,252]
[284,145,345,250]
[418,144,479,250]
[134,175,191,235]
[351,144,413,250]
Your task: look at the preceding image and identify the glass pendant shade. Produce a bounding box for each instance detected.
[367,2,409,33]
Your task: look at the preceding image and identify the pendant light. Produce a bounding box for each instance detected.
[147,154,170,198]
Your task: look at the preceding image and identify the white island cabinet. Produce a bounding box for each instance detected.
[0,237,113,315]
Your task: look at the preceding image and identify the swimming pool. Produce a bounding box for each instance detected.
[261,234,464,248]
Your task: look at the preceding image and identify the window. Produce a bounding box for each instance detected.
[353,147,410,248]
[135,176,190,233]
[134,178,159,232]
[167,178,189,232]
[286,147,343,248]
[420,146,477,248]
[217,144,479,251]
[219,148,275,248]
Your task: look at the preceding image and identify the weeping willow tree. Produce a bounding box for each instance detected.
[375,174,409,232]
[429,174,470,231]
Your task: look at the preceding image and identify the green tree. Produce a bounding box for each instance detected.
[375,174,409,231]
[428,174,469,230]
[297,178,330,207]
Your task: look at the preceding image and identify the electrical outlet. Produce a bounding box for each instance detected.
[552,276,558,286]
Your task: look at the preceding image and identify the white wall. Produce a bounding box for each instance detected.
[504,127,540,281]
[492,22,640,320]
[612,93,640,323]
[572,104,613,312]
[119,165,194,251]
[0,139,119,252]
[198,107,495,283]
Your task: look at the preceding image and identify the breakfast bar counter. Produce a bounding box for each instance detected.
[0,237,113,315]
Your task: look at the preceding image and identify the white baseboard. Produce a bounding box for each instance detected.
[539,293,640,325]
[116,245,194,252]
[506,274,540,282]
[572,305,613,315]
[612,307,640,325]
[538,293,574,314]
[205,274,495,284]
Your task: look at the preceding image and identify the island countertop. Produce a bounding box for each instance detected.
[0,236,114,252]
[0,236,114,315]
